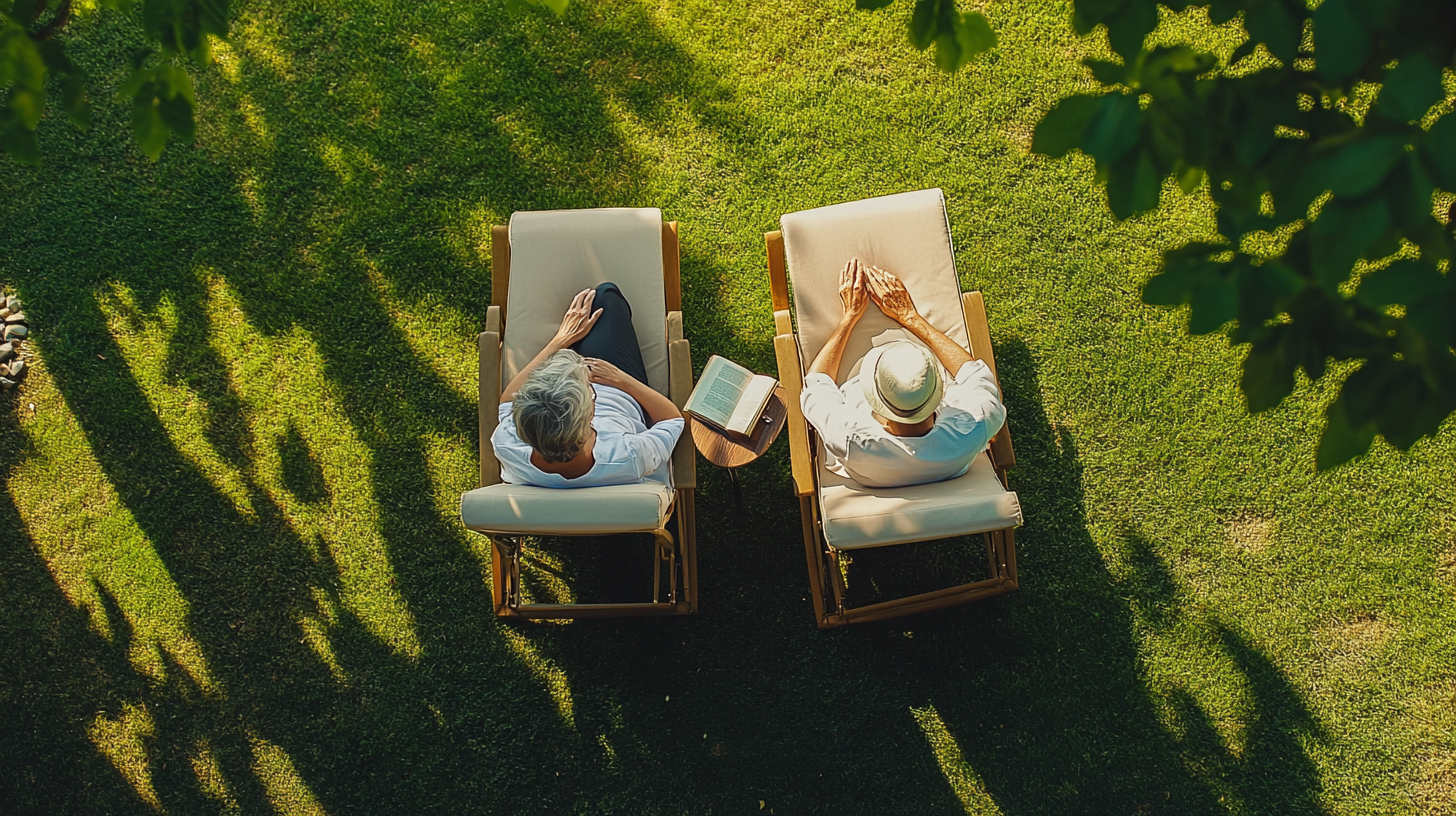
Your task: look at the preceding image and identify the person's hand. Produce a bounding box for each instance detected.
[866,265,922,327]
[839,258,870,324]
[584,357,638,391]
[550,288,603,347]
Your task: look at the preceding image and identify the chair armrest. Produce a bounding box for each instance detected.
[479,305,503,487]
[669,336,696,489]
[961,292,1015,470]
[774,321,815,497]
[667,310,684,343]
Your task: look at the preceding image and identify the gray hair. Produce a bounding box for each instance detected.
[513,349,593,463]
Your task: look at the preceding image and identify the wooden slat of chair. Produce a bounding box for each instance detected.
[961,291,1015,471]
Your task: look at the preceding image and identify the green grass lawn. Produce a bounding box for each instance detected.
[2,0,1454,813]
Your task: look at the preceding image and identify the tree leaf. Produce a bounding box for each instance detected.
[1081,92,1141,165]
[1175,164,1204,194]
[1323,134,1407,198]
[158,93,195,143]
[0,109,40,165]
[1312,0,1368,86]
[9,86,42,130]
[1242,338,1296,412]
[856,0,895,8]
[1106,0,1157,61]
[1085,59,1125,86]
[1376,53,1443,122]
[197,0,232,34]
[957,11,995,58]
[131,91,169,160]
[1316,388,1377,470]
[1245,1,1300,65]
[909,0,940,50]
[1188,275,1237,334]
[1207,0,1241,25]
[1234,105,1275,168]
[1031,94,1100,157]
[1075,0,1128,25]
[1104,148,1160,218]
[1311,196,1390,288]
[61,73,89,131]
[1421,114,1456,189]
[1357,259,1443,306]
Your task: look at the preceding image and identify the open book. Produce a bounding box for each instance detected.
[684,355,778,437]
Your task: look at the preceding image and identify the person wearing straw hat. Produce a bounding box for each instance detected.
[800,258,1006,488]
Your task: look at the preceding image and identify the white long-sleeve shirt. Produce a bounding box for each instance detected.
[800,359,1005,488]
[493,384,684,488]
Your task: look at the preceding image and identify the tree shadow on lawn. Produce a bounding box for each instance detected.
[0,4,1332,816]
[827,337,1327,814]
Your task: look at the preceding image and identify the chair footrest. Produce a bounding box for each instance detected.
[461,482,674,535]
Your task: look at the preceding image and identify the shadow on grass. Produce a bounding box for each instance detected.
[0,2,1330,815]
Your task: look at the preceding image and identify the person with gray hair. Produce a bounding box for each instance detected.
[491,283,685,487]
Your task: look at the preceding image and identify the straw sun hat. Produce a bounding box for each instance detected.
[860,340,943,425]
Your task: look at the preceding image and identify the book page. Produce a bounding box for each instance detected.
[686,356,751,428]
[726,375,777,435]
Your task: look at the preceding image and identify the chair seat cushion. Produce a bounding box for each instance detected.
[817,451,1021,549]
[503,208,670,395]
[460,481,675,535]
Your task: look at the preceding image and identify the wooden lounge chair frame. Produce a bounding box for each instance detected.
[473,221,698,620]
[766,230,1018,628]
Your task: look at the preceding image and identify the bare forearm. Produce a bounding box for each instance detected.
[501,340,565,402]
[809,319,856,380]
[903,315,973,374]
[619,378,682,424]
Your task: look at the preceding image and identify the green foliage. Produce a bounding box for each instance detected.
[1026,0,1456,468]
[0,0,224,164]
[862,0,996,72]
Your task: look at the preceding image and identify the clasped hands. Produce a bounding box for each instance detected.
[837,257,922,330]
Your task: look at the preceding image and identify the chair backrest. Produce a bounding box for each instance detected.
[502,208,670,395]
[780,189,968,381]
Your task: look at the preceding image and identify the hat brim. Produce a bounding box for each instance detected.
[860,343,943,425]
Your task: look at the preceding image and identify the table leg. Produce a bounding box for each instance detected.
[727,466,744,513]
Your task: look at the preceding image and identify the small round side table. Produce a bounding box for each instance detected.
[690,386,789,511]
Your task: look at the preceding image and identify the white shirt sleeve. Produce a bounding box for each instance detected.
[941,360,1007,439]
[800,372,854,464]
[626,417,686,478]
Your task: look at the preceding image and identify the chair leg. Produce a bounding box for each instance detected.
[1003,526,1018,587]
[799,495,830,626]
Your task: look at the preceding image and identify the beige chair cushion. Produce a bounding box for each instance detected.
[503,208,670,395]
[818,451,1021,550]
[780,189,968,381]
[461,481,675,535]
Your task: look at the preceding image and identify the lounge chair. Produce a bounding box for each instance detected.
[766,189,1022,628]
[460,208,697,619]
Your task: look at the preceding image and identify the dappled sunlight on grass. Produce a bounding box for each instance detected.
[250,732,330,816]
[299,587,348,684]
[911,705,1001,815]
[95,271,422,662]
[189,737,240,812]
[87,702,160,810]
[198,273,421,662]
[98,282,258,519]
[9,365,216,693]
[364,261,478,403]
[500,627,576,729]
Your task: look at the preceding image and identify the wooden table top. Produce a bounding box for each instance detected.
[690,386,789,469]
